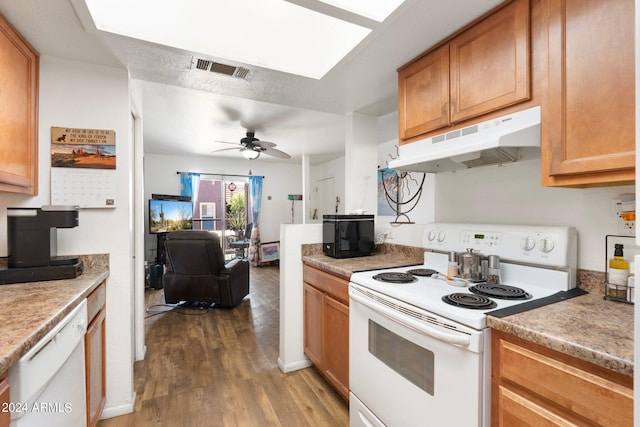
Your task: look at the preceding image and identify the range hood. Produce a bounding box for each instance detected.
[389,106,541,173]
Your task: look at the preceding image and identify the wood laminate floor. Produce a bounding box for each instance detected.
[98,265,349,427]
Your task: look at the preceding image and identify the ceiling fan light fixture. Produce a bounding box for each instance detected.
[241,148,260,160]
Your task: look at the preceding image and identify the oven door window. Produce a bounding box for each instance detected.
[369,320,434,395]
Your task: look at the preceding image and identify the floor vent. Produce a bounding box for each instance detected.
[191,57,251,79]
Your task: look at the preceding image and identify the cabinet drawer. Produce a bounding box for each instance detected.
[87,281,106,322]
[303,264,348,305]
[496,385,579,427]
[498,338,633,427]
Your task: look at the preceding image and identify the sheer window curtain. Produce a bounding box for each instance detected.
[179,171,200,212]
[248,175,263,266]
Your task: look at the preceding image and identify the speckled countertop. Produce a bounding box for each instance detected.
[0,254,109,375]
[487,293,634,377]
[302,248,634,378]
[302,243,424,280]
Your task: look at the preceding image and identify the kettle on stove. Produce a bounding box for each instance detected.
[458,248,483,281]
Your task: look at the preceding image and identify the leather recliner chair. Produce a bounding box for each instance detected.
[162,230,249,307]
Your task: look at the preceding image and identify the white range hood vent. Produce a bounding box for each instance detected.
[389,106,541,173]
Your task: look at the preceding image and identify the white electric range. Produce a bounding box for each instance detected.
[348,222,578,427]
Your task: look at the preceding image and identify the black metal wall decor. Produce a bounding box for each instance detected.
[379,147,426,224]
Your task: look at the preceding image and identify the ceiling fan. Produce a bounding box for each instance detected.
[212,131,291,160]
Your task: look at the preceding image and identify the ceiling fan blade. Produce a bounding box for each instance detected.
[213,140,241,146]
[211,147,241,153]
[254,140,277,149]
[263,146,291,159]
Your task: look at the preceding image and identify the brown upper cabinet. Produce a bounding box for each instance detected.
[398,44,451,140]
[542,0,635,187]
[0,14,38,195]
[398,0,531,142]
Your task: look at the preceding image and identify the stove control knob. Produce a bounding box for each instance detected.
[521,236,535,251]
[428,230,437,241]
[539,237,555,253]
[437,231,446,242]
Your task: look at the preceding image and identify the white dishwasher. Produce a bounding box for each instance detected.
[9,299,88,427]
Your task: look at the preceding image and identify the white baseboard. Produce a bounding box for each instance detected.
[277,357,312,373]
[100,393,136,420]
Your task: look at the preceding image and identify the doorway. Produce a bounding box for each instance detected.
[194,177,250,259]
[314,176,336,221]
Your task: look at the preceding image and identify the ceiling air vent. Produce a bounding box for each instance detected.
[191,57,251,80]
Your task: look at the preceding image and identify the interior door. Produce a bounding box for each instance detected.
[316,177,335,221]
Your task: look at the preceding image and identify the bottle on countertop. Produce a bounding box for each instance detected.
[608,244,629,298]
[447,251,458,277]
[487,255,501,285]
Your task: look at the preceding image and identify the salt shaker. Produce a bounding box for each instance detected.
[487,255,501,284]
[448,251,458,277]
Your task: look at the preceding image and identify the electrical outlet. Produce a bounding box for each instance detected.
[612,197,636,235]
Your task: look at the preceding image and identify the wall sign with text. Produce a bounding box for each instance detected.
[50,126,117,208]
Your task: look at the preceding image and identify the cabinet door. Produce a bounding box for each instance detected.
[85,307,106,427]
[398,44,450,140]
[450,0,530,123]
[0,14,38,194]
[0,373,9,427]
[544,0,634,186]
[303,283,324,368]
[322,295,349,401]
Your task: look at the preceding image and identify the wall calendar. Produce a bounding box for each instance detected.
[50,126,117,208]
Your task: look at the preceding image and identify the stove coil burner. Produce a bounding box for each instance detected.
[442,293,497,310]
[406,268,438,277]
[469,284,532,300]
[373,272,417,283]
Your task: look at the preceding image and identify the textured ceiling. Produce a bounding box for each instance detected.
[0,0,503,163]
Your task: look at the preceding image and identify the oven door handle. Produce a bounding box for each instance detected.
[350,290,471,347]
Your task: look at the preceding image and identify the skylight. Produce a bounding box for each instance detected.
[317,0,406,22]
[83,0,404,79]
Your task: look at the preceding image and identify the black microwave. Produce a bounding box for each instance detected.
[323,214,375,258]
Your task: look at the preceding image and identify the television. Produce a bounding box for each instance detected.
[149,197,193,234]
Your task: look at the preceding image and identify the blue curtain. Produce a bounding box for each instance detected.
[179,172,199,229]
[248,175,263,266]
[179,172,200,199]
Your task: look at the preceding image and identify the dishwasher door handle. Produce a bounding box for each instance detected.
[349,288,471,347]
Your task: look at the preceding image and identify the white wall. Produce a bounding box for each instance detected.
[307,156,345,221]
[0,56,135,417]
[278,223,322,372]
[434,159,633,271]
[344,113,378,215]
[143,153,304,260]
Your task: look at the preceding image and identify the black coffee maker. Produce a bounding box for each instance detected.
[0,206,83,284]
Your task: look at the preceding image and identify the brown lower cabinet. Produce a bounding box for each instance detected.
[0,372,9,427]
[492,330,633,427]
[303,264,349,401]
[85,281,106,427]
